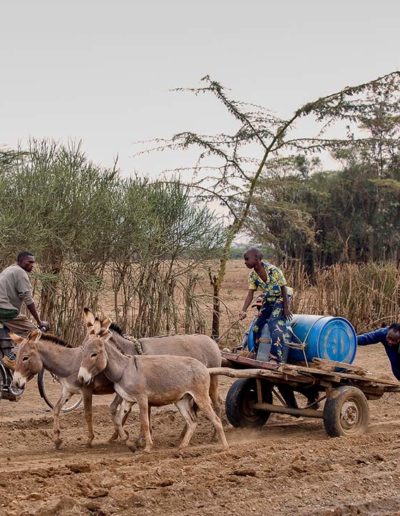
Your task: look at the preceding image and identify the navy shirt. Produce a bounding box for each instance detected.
[357,327,400,380]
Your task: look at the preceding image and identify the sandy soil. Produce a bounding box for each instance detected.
[1,262,400,515]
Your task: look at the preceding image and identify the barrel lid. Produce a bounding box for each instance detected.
[316,317,357,363]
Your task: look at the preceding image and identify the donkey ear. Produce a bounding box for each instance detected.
[93,317,102,335]
[83,308,95,335]
[9,332,25,344]
[83,308,96,329]
[101,317,111,332]
[28,329,42,342]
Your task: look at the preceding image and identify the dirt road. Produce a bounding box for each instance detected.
[1,344,400,516]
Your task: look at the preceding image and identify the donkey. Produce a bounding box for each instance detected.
[91,310,222,419]
[78,320,229,453]
[84,308,223,432]
[10,330,119,449]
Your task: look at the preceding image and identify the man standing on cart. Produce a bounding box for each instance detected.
[239,247,293,364]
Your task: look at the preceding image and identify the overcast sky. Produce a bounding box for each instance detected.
[1,0,399,176]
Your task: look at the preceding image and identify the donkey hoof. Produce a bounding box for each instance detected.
[135,437,146,449]
[108,432,118,442]
[121,430,129,441]
[54,439,63,450]
[85,440,93,448]
[126,442,137,453]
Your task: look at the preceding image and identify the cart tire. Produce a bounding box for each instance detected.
[225,378,272,428]
[37,369,82,413]
[323,386,369,437]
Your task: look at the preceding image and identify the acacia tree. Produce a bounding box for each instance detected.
[147,71,400,338]
[250,85,400,271]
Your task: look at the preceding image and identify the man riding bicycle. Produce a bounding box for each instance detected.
[0,251,49,369]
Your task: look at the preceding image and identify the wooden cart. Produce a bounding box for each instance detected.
[221,351,400,437]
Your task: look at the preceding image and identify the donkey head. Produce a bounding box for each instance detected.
[79,310,112,386]
[10,329,42,389]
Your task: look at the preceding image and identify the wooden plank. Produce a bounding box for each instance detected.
[312,358,367,376]
[281,362,400,387]
[221,351,400,391]
[223,353,342,380]
[222,352,280,371]
[330,371,398,386]
[281,363,342,379]
[220,354,313,384]
[210,367,312,384]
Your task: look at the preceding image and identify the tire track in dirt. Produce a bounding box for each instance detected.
[2,404,400,515]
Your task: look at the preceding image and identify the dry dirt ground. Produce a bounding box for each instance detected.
[2,262,400,515]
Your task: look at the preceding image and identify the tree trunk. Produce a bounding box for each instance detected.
[210,272,220,340]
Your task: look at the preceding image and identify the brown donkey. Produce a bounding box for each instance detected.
[10,330,118,449]
[83,308,223,425]
[88,312,222,407]
[78,320,229,453]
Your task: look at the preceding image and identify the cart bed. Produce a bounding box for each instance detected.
[222,351,400,398]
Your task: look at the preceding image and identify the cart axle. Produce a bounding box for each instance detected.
[253,402,324,419]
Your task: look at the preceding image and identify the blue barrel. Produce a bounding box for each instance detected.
[288,314,357,364]
[247,320,271,353]
[246,320,256,352]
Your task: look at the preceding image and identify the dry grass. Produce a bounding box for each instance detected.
[193,260,400,347]
[29,260,400,347]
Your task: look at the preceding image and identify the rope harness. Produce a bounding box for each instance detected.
[123,334,143,355]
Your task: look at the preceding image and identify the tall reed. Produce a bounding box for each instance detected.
[283,262,400,332]
[217,261,400,346]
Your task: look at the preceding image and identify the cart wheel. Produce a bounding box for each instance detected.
[37,369,82,413]
[225,378,272,428]
[323,386,369,437]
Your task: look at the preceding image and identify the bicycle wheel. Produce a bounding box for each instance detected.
[0,362,24,400]
[37,369,82,413]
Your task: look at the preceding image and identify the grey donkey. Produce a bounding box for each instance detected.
[78,319,229,453]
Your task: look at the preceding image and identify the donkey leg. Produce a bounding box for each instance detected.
[136,395,153,453]
[114,400,132,443]
[209,375,222,440]
[178,423,189,442]
[178,398,197,441]
[82,388,94,447]
[136,405,151,449]
[209,375,222,418]
[194,394,229,450]
[122,399,134,427]
[53,388,72,449]
[109,393,122,442]
[176,395,197,449]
